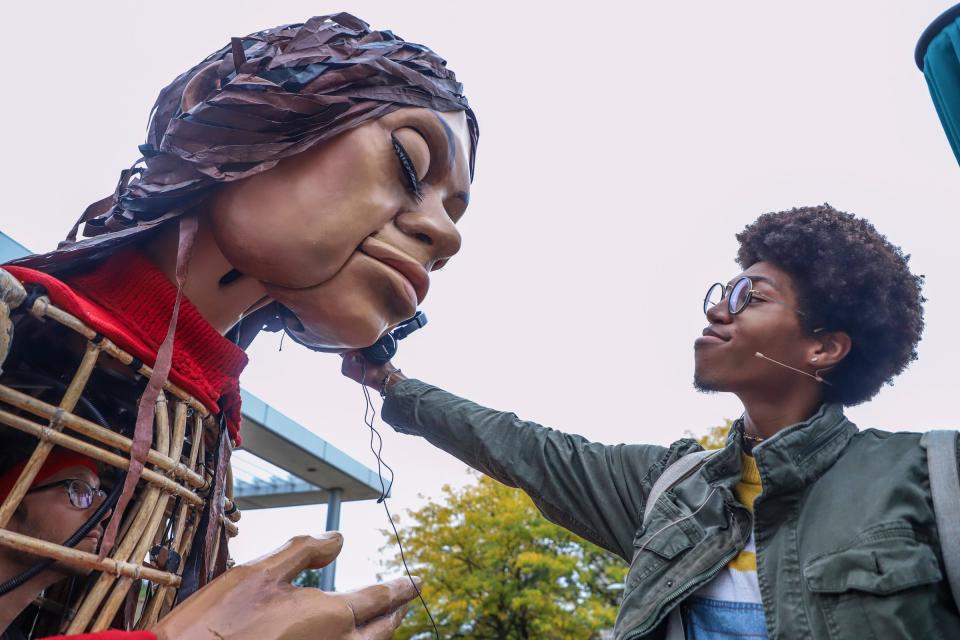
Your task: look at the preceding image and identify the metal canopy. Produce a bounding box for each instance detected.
[235,389,385,508]
[0,232,30,264]
[233,476,335,510]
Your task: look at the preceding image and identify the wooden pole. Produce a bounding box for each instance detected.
[0,385,207,491]
[0,530,178,586]
[68,395,172,633]
[0,341,101,528]
[0,408,203,506]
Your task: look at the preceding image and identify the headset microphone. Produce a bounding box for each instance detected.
[360,311,428,364]
[755,352,831,385]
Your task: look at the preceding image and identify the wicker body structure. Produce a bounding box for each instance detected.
[0,267,239,635]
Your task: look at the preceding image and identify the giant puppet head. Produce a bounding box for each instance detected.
[15,12,479,351]
[0,15,477,635]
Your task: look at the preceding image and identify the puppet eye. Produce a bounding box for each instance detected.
[392,134,423,202]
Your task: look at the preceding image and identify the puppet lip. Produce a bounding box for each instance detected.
[359,238,430,305]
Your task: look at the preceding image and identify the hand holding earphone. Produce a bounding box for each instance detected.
[341,311,425,393]
[341,352,406,398]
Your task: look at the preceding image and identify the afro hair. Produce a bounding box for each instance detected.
[736,204,925,406]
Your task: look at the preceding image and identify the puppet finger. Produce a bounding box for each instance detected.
[342,576,420,625]
[359,604,410,640]
[253,533,344,583]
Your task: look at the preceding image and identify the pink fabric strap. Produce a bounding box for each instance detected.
[99,215,198,558]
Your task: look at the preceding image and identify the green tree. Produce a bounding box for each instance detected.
[293,568,322,588]
[382,472,626,639]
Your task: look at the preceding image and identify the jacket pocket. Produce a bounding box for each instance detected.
[803,527,944,640]
[633,493,705,560]
[622,495,705,603]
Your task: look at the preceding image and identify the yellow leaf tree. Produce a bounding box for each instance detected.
[688,419,734,450]
[382,472,626,639]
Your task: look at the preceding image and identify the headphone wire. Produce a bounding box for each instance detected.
[359,360,441,639]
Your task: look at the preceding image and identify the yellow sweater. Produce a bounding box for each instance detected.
[693,453,763,604]
[729,454,762,571]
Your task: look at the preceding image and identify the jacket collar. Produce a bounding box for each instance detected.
[702,404,858,499]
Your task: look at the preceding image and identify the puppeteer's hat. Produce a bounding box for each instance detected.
[916,2,960,165]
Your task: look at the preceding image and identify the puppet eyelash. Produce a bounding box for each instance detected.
[391,134,424,202]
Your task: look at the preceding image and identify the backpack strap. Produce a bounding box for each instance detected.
[643,447,715,640]
[921,430,960,608]
[643,448,714,524]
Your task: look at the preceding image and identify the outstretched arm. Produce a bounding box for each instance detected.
[342,354,699,560]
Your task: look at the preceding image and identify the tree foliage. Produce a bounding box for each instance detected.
[293,568,322,588]
[687,419,733,450]
[381,472,626,639]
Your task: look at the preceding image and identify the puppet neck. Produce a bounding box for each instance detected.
[142,215,271,336]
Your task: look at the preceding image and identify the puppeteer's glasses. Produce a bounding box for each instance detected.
[27,478,107,510]
[703,277,804,317]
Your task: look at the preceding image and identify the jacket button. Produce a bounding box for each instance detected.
[666,580,674,588]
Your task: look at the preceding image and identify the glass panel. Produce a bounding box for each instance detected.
[69,480,94,508]
[730,277,752,314]
[704,283,724,315]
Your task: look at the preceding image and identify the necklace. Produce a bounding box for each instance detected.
[742,430,765,444]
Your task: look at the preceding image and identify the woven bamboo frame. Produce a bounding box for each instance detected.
[0,270,241,633]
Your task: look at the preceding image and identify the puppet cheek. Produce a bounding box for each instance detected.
[265,255,402,351]
[207,124,402,291]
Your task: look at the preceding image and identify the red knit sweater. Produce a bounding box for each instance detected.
[4,248,248,444]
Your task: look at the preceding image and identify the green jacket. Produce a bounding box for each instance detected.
[382,380,960,639]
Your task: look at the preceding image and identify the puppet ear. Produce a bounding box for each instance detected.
[180,61,222,114]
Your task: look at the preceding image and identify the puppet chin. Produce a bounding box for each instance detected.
[278,305,386,354]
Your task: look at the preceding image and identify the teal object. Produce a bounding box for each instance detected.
[917,4,960,165]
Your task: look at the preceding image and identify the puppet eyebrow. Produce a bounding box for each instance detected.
[443,191,470,222]
[431,111,457,166]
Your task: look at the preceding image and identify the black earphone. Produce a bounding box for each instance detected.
[359,311,428,364]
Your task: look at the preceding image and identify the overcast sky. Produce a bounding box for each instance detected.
[2,1,959,591]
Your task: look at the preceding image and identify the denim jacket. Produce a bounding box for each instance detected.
[382,380,960,639]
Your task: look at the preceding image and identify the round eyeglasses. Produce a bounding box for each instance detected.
[26,478,106,509]
[703,277,804,317]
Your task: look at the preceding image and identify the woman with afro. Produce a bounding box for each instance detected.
[345,203,957,639]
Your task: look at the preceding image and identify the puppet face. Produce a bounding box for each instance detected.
[210,108,472,349]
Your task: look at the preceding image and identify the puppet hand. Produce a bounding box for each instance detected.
[340,351,406,392]
[153,533,419,640]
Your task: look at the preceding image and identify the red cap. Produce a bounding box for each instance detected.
[0,448,100,504]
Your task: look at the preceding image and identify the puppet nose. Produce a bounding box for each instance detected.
[394,195,462,268]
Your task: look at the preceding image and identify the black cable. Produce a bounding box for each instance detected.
[359,371,395,502]
[53,575,78,637]
[5,372,112,433]
[359,361,441,639]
